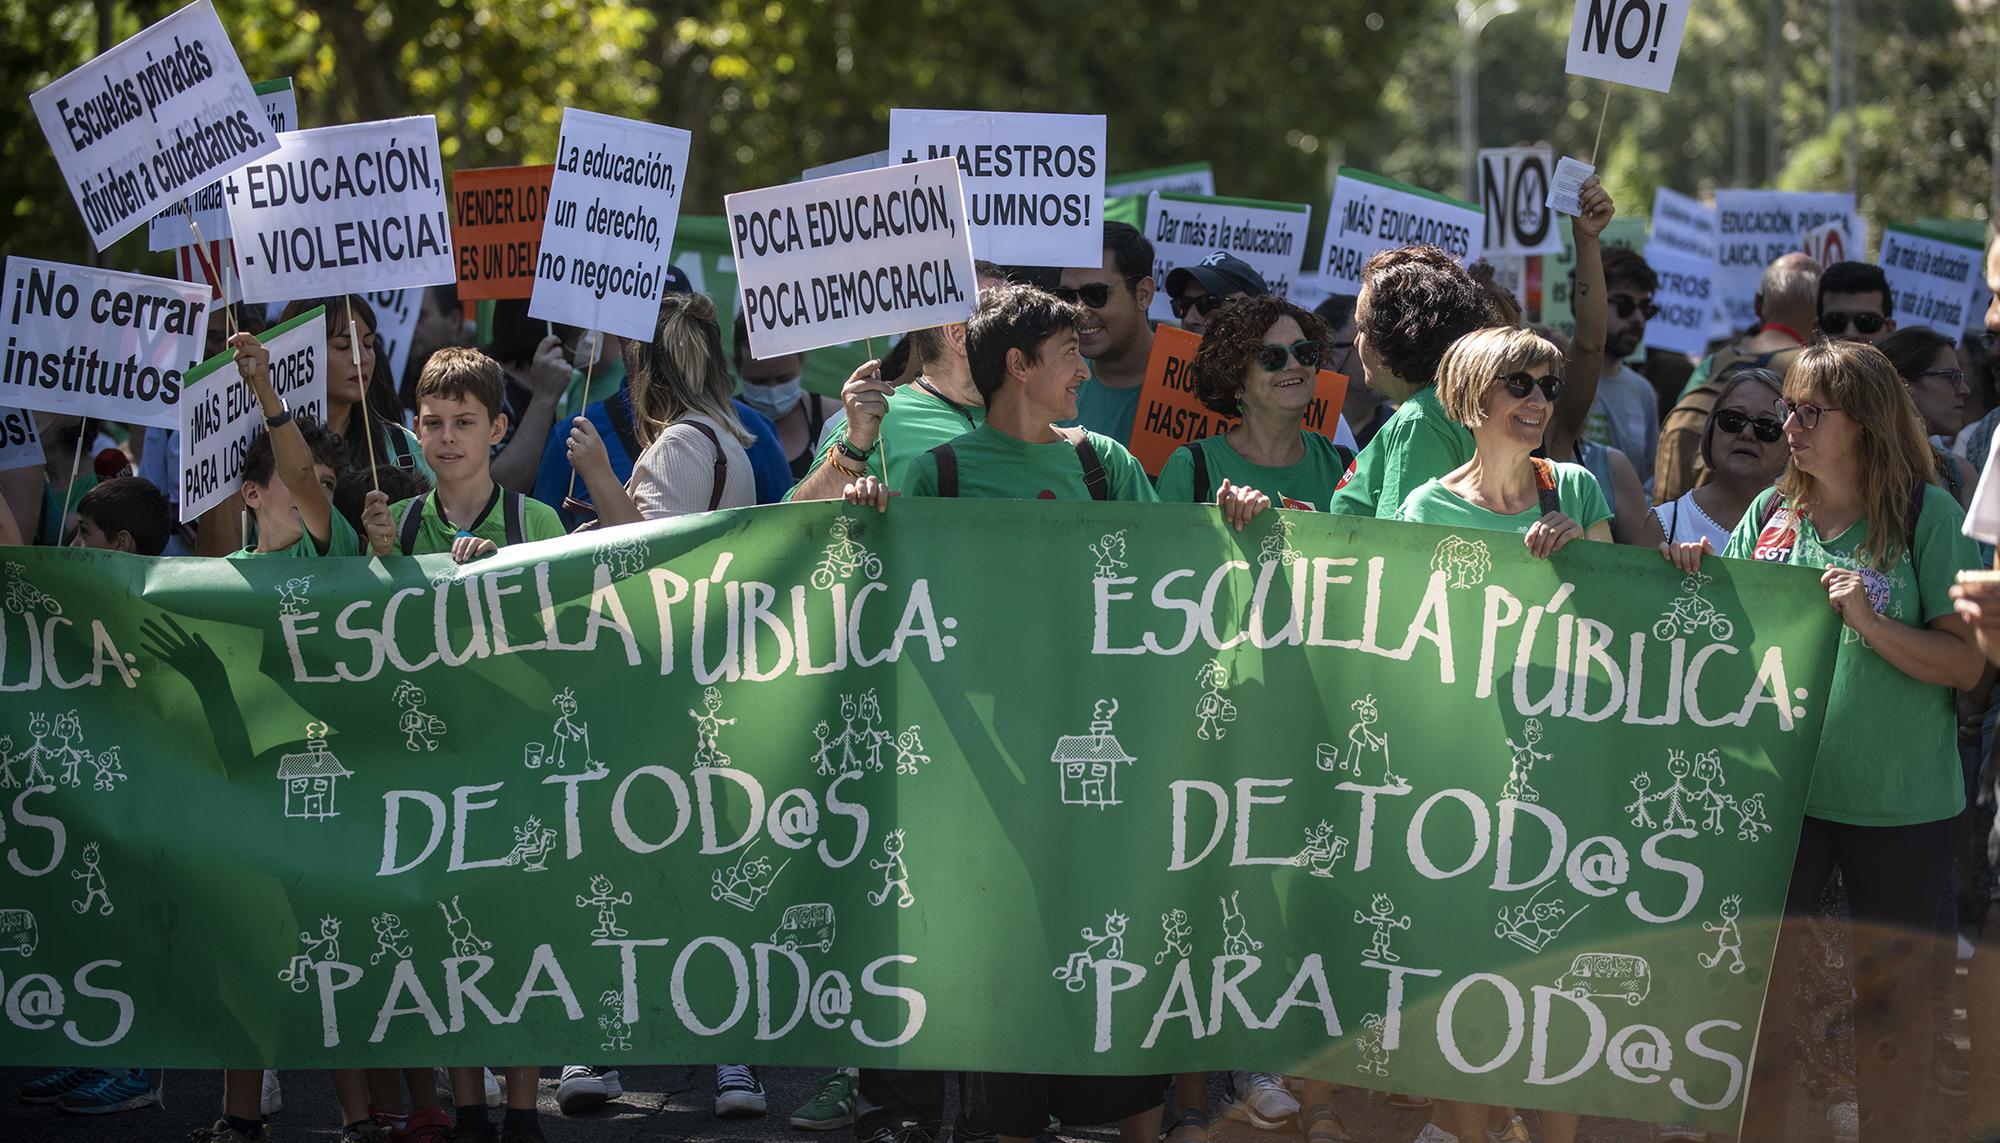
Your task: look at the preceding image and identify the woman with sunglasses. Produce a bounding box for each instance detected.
[1157,295,1352,511]
[1881,326,1977,508]
[1639,366,1788,563]
[1701,340,1983,1143]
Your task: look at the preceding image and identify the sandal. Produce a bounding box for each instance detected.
[1164,1107,1210,1143]
[1386,1091,1433,1111]
[1302,1103,1358,1143]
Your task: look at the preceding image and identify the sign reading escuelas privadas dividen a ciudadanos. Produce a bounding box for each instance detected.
[0,503,1839,1133]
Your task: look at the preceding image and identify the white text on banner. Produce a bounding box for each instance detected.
[1317,168,1483,295]
[176,306,326,521]
[0,257,210,429]
[889,109,1106,268]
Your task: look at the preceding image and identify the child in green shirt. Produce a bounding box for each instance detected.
[222,332,363,560]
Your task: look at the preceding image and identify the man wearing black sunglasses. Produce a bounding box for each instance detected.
[1586,246,1662,491]
[1816,260,1896,346]
[1164,252,1269,338]
[1054,221,1156,447]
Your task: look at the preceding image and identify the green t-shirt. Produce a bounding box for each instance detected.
[1723,484,1978,826]
[904,424,1158,503]
[1328,387,1474,518]
[390,485,567,556]
[228,511,365,559]
[1392,460,1614,535]
[1156,432,1350,511]
[1063,370,1144,448]
[786,380,984,497]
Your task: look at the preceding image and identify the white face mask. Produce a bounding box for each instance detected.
[741,378,804,417]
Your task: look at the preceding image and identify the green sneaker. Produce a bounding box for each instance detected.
[789,1069,858,1130]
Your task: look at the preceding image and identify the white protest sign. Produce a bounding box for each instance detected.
[802,151,890,182]
[1142,192,1312,323]
[1794,204,1864,271]
[175,306,325,521]
[727,158,976,359]
[1713,189,1859,334]
[1317,167,1483,294]
[1478,147,1564,256]
[0,257,209,429]
[223,116,454,303]
[1648,188,1725,337]
[1565,0,1691,93]
[1877,225,1984,337]
[1106,163,1215,200]
[1640,243,1715,355]
[29,0,278,250]
[889,109,1106,267]
[363,287,422,385]
[0,407,45,472]
[176,239,241,305]
[147,77,299,252]
[529,108,693,343]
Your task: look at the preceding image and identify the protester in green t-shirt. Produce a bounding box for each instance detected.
[1156,294,1351,511]
[1327,246,1499,519]
[1055,222,1156,447]
[223,332,364,560]
[1687,340,1981,1143]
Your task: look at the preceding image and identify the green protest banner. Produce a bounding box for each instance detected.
[0,503,1838,1131]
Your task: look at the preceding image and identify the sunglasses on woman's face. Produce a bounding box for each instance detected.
[1498,371,1565,401]
[1818,311,1885,336]
[1609,294,1660,320]
[1169,293,1231,319]
[1713,408,1785,442]
[1256,339,1322,372]
[1052,282,1114,309]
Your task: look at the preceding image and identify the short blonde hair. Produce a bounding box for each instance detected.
[1434,326,1564,428]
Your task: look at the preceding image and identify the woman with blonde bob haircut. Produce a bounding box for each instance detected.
[1691,339,1983,1143]
[1393,326,1612,559]
[567,292,758,525]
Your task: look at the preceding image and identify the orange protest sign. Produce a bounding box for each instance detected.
[452,164,555,301]
[1126,324,1349,477]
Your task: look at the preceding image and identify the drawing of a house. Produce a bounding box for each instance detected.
[277,722,352,821]
[1050,701,1135,808]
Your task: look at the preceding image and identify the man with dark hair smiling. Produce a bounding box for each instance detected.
[1056,222,1156,446]
[1818,259,1897,345]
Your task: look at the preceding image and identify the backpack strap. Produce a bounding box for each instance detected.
[1055,426,1110,502]
[929,443,959,497]
[503,489,527,547]
[1530,456,1562,517]
[1185,441,1211,503]
[397,491,429,556]
[682,419,728,512]
[383,423,412,469]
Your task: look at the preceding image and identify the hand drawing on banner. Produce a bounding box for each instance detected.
[1698,896,1748,974]
[89,746,127,793]
[505,816,558,872]
[867,829,914,908]
[69,841,113,917]
[712,843,788,912]
[1050,700,1135,809]
[392,682,446,752]
[1353,1013,1392,1077]
[1218,890,1264,956]
[1053,911,1128,993]
[437,895,493,958]
[689,686,736,767]
[274,576,312,617]
[368,913,412,965]
[276,722,351,821]
[1432,535,1492,589]
[1193,661,1236,741]
[834,689,890,774]
[812,516,883,590]
[525,688,599,773]
[1259,515,1300,566]
[1734,793,1772,842]
[1690,750,1735,836]
[4,561,63,617]
[1290,821,1352,878]
[1629,750,1700,832]
[1653,572,1735,642]
[1089,529,1130,579]
[277,915,341,991]
[892,726,932,776]
[1501,718,1551,803]
[596,536,648,580]
[49,710,88,788]
[1356,892,1411,963]
[1495,882,1589,954]
[1343,695,1402,787]
[577,874,634,936]
[1155,909,1194,964]
[769,903,836,953]
[811,721,841,777]
[598,989,633,1052]
[1553,952,1653,1006]
[4,713,57,789]
[0,909,39,957]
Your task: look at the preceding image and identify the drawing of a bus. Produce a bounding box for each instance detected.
[770,903,835,953]
[0,909,37,956]
[1554,952,1651,1005]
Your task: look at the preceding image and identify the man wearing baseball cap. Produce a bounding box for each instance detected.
[1166,252,1270,336]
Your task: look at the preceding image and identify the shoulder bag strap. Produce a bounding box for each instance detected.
[1056,426,1110,501]
[1530,456,1562,517]
[397,490,429,556]
[1187,441,1210,503]
[929,443,959,497]
[682,419,728,512]
[503,489,527,547]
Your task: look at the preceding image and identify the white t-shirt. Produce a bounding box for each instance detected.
[626,413,756,519]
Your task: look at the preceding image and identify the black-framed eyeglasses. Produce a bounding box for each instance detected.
[1713,408,1785,442]
[1499,371,1565,401]
[1255,339,1322,372]
[1777,398,1841,429]
[1819,311,1886,336]
[1915,367,1968,388]
[1170,293,1231,319]
[1609,294,1660,320]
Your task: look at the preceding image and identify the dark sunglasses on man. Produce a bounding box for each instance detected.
[1608,294,1660,320]
[1256,340,1322,372]
[1498,371,1565,401]
[1713,408,1784,442]
[1170,293,1231,320]
[1818,311,1886,336]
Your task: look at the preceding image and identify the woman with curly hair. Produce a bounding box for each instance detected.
[1155,294,1353,510]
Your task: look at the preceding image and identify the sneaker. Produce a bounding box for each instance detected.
[1828,1100,1859,1142]
[859,1118,938,1143]
[1302,1103,1356,1143]
[261,1070,282,1117]
[1487,1114,1531,1143]
[20,1066,104,1104]
[1412,1126,1458,1143]
[789,1068,857,1129]
[190,1119,270,1143]
[1164,1107,1209,1143]
[1226,1071,1299,1130]
[1386,1092,1434,1111]
[715,1063,767,1117]
[57,1068,163,1115]
[556,1066,624,1115]
[398,1106,455,1143]
[434,1068,505,1109]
